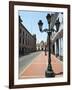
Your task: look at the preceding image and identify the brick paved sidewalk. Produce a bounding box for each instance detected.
[19,51,63,79]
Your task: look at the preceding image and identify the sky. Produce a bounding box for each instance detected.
[18,11,63,43]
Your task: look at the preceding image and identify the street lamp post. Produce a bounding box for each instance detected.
[38,13,60,77]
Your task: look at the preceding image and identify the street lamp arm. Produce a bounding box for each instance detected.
[43,29,48,32]
[51,28,57,32]
[40,28,48,32]
[40,28,57,33]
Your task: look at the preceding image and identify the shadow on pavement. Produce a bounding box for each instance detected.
[55,72,63,75]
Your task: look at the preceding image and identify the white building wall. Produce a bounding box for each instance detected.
[59,38,61,56]
[58,38,63,57]
[55,42,57,55]
[61,38,63,56]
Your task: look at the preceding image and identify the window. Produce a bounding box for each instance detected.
[19,28,21,33]
[23,38,24,44]
[23,31,24,36]
[25,40,27,45]
[19,37,21,44]
[26,33,27,37]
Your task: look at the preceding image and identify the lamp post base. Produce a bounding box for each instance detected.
[45,64,55,77]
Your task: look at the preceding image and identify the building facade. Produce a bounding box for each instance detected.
[19,16,36,56]
[36,41,47,51]
[51,13,63,60]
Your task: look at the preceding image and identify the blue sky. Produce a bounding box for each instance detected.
[18,11,55,43]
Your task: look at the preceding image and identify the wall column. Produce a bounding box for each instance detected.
[55,42,57,55]
[56,39,59,56]
[60,38,63,56]
[59,38,61,57]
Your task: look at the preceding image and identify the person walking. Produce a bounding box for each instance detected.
[45,46,47,56]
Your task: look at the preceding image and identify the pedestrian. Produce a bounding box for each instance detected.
[45,47,47,56]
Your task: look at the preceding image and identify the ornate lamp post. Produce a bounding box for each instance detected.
[38,13,60,77]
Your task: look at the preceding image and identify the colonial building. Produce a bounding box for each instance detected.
[19,16,36,56]
[36,41,47,51]
[51,13,63,60]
